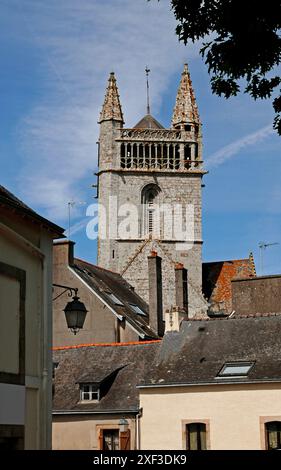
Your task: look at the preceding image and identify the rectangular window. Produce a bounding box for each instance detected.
[80,384,100,401]
[266,422,281,450]
[186,423,206,450]
[217,362,254,377]
[103,430,119,451]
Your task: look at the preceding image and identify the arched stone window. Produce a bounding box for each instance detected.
[141,184,161,237]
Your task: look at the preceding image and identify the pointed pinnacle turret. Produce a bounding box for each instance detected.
[99,72,124,124]
[172,63,200,128]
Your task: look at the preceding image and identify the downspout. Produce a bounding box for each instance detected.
[40,252,48,449]
[135,408,142,450]
[40,233,53,450]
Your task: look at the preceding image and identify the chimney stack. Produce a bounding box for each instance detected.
[53,240,75,267]
[148,251,164,337]
[175,262,188,316]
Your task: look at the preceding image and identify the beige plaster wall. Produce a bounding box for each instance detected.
[139,383,281,450]
[52,415,136,450]
[0,212,54,449]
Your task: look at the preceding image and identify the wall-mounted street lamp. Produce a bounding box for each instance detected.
[119,418,129,433]
[53,283,88,335]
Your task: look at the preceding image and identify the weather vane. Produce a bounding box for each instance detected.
[145,66,151,115]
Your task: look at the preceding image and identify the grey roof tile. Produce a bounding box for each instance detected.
[72,258,158,339]
[53,342,160,412]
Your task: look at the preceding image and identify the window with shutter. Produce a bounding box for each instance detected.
[120,429,131,451]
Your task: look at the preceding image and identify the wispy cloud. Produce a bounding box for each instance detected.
[64,217,89,238]
[205,124,274,169]
[8,0,200,221]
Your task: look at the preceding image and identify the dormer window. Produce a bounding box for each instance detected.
[80,383,100,401]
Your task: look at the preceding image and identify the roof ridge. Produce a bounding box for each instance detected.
[74,257,121,276]
[203,258,250,265]
[187,312,281,321]
[53,339,161,351]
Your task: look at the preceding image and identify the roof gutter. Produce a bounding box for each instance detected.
[137,378,281,389]
[53,409,139,416]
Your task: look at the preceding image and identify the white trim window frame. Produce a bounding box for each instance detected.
[80,383,100,402]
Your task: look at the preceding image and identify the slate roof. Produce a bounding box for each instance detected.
[53,341,160,413]
[202,257,255,314]
[0,185,64,236]
[133,114,164,129]
[140,315,281,387]
[71,258,158,340]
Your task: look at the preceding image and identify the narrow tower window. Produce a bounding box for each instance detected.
[148,196,154,233]
[141,184,161,237]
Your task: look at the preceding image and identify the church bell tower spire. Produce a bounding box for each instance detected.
[172,63,200,129]
[99,72,124,124]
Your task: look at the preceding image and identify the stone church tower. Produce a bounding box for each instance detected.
[97,65,207,317]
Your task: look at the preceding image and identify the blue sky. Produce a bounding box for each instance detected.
[1,0,281,275]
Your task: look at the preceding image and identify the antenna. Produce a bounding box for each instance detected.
[145,66,151,115]
[258,241,279,274]
[67,200,86,239]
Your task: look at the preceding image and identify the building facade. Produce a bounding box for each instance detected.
[97,65,207,317]
[52,314,281,450]
[52,341,159,450]
[0,186,64,449]
[139,315,281,450]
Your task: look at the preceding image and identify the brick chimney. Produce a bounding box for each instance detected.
[148,251,164,337]
[175,262,188,316]
[53,240,75,267]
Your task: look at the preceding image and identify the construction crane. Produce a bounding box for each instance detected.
[258,241,279,274]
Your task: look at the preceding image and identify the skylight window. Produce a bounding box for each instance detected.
[217,362,254,377]
[106,292,124,306]
[129,304,146,316]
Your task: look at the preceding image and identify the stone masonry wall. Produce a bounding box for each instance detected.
[98,171,207,317]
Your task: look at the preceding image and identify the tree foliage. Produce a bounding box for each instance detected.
[169,0,281,134]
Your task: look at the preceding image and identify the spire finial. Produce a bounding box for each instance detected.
[145,66,151,115]
[99,71,124,124]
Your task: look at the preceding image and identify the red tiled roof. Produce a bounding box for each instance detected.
[53,339,161,351]
[203,257,256,314]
